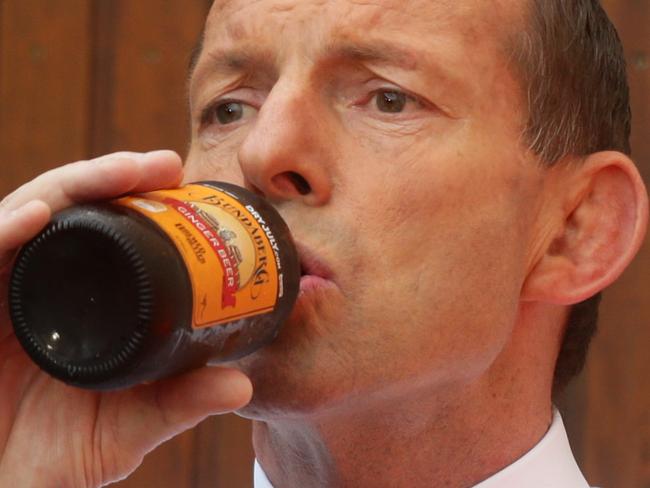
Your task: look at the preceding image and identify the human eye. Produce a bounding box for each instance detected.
[200,100,257,128]
[359,87,426,115]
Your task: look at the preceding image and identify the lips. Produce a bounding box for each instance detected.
[295,242,333,279]
[294,242,335,292]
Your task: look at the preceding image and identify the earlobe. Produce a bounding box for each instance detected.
[522,151,649,305]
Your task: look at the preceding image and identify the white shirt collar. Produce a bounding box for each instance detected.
[254,408,591,488]
[473,408,591,488]
[254,457,274,488]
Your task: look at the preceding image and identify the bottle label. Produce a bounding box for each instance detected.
[114,184,281,329]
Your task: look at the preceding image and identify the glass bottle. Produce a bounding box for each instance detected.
[8,181,299,390]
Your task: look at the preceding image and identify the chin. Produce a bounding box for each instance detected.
[228,275,354,420]
[231,336,354,421]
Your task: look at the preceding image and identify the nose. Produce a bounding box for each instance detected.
[237,81,334,206]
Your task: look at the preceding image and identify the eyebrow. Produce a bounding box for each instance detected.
[322,40,420,71]
[188,30,204,76]
[190,44,277,89]
[192,40,420,79]
[190,38,461,102]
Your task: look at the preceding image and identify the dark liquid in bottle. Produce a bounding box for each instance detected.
[9,182,299,390]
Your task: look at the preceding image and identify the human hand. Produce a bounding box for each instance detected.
[0,151,253,487]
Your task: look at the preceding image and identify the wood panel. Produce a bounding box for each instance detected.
[89,0,208,157]
[91,2,255,487]
[1,1,648,487]
[584,1,650,485]
[559,2,650,488]
[0,0,91,197]
[1,1,255,487]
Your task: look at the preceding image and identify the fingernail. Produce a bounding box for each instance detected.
[141,150,177,162]
[96,152,144,166]
[146,149,173,156]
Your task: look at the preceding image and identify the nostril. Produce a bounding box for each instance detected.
[269,171,312,197]
[286,171,311,195]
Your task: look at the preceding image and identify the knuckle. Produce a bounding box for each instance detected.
[0,191,17,213]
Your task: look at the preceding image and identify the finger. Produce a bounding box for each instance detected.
[0,151,183,366]
[109,367,253,465]
[126,150,184,192]
[0,150,183,216]
[0,201,52,340]
[0,335,41,456]
[0,200,51,267]
[141,366,252,434]
[60,150,184,203]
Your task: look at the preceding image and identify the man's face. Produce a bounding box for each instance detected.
[185,0,546,417]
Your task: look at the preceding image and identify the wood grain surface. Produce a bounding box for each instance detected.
[0,1,648,487]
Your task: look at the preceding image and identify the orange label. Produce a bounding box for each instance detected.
[114,184,280,329]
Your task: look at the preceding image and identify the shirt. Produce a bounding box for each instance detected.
[253,408,593,487]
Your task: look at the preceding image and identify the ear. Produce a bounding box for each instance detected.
[522,151,648,305]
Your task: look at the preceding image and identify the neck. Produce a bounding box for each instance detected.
[253,304,563,487]
[254,385,552,487]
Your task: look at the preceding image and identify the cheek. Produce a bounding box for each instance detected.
[338,152,529,381]
[183,140,246,185]
[353,213,523,379]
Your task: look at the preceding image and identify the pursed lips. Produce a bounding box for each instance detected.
[294,241,337,293]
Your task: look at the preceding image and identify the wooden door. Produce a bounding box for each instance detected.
[0,1,253,487]
[1,1,648,487]
[558,2,650,488]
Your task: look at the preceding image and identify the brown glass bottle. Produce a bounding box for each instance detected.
[8,181,299,391]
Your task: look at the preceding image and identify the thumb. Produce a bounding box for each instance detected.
[100,366,252,481]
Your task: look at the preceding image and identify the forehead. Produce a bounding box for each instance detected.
[195,0,524,120]
[205,0,518,50]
